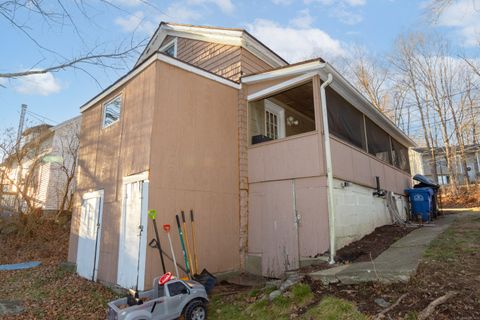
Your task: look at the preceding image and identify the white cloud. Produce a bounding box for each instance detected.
[110,0,143,6]
[290,9,314,28]
[247,19,346,63]
[272,0,293,5]
[187,0,234,13]
[305,0,365,25]
[115,11,156,34]
[115,3,203,35]
[331,5,363,25]
[14,72,62,96]
[344,0,366,6]
[436,0,480,46]
[158,2,203,23]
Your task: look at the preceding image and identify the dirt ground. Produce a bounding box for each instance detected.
[300,224,417,273]
[336,224,417,263]
[308,213,480,319]
[1,213,479,319]
[0,217,120,319]
[211,214,480,319]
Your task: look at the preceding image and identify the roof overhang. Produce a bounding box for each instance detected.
[135,22,288,68]
[80,52,240,113]
[241,60,416,148]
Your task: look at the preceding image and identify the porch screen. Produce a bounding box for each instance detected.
[326,87,366,150]
[365,118,392,164]
[391,138,410,172]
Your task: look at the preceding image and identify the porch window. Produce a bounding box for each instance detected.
[365,118,392,164]
[326,87,366,150]
[391,138,410,173]
[249,82,315,145]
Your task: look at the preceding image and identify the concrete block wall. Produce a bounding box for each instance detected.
[333,179,408,249]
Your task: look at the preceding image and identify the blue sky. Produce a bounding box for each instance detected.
[1,0,479,132]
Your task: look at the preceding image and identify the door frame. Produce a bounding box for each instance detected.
[77,189,104,282]
[118,171,149,290]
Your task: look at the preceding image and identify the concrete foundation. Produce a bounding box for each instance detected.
[333,179,408,249]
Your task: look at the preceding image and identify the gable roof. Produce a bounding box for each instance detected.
[135,22,289,68]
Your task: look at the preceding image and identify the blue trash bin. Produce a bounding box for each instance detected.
[405,188,434,222]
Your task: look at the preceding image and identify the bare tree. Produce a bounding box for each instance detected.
[49,119,81,218]
[0,125,53,218]
[0,0,147,82]
[391,33,441,184]
[347,47,391,113]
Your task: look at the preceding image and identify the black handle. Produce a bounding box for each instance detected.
[190,209,194,222]
[181,211,186,223]
[176,214,181,227]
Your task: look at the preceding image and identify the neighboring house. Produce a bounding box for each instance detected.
[67,22,415,289]
[410,145,480,185]
[0,116,81,214]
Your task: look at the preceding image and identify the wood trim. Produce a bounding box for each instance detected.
[247,72,317,101]
[242,61,324,84]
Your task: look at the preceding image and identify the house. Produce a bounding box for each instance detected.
[67,22,415,289]
[410,145,480,185]
[0,116,81,214]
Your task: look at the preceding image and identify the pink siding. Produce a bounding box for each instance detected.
[249,180,299,277]
[330,137,411,194]
[295,177,329,257]
[248,132,323,183]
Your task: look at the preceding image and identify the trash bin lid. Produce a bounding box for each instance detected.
[413,174,439,189]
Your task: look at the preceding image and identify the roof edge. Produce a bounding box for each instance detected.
[80,52,240,113]
[134,22,289,68]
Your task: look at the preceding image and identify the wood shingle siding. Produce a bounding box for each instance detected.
[159,36,273,82]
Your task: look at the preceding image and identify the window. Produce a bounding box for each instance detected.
[391,138,410,173]
[326,87,366,150]
[160,39,177,58]
[365,118,392,164]
[103,95,122,127]
[168,282,189,296]
[438,175,449,185]
[157,285,165,297]
[249,82,315,145]
[265,109,279,139]
[264,100,285,140]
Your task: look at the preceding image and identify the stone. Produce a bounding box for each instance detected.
[279,274,304,291]
[0,300,24,316]
[374,298,391,308]
[269,290,281,301]
[265,279,282,289]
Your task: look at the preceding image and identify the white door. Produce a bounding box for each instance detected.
[117,173,149,290]
[77,190,104,281]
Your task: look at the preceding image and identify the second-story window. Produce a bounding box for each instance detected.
[103,95,122,128]
[160,38,177,58]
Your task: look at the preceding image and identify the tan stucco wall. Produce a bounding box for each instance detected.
[144,61,240,286]
[68,63,157,284]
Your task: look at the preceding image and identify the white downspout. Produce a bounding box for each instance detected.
[320,73,336,264]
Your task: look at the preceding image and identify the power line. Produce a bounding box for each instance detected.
[25,110,58,125]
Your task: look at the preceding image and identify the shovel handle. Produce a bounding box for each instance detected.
[190,210,194,222]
